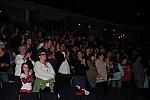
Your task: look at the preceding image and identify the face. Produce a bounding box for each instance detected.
[46,40,52,49]
[109,61,113,66]
[0,49,5,57]
[39,52,46,61]
[86,48,91,55]
[19,46,26,55]
[60,44,65,51]
[77,52,82,60]
[91,56,95,61]
[73,47,77,52]
[107,52,112,57]
[122,58,127,65]
[90,48,93,53]
[26,39,32,45]
[22,64,29,73]
[99,54,104,61]
[51,45,55,50]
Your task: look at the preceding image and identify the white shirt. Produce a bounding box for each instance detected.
[20,74,32,90]
[34,61,55,80]
[15,54,25,76]
[58,60,71,74]
[15,54,34,76]
[37,42,43,49]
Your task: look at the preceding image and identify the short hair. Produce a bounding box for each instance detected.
[18,45,27,52]
[43,37,52,45]
[37,49,46,56]
[60,42,65,46]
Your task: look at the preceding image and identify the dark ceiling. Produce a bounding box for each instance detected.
[25,0,150,27]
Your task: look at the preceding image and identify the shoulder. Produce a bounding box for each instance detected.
[16,54,21,58]
[20,73,25,78]
[34,61,41,66]
[35,61,40,64]
[46,62,53,67]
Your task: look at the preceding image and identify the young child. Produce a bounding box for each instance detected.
[20,63,33,93]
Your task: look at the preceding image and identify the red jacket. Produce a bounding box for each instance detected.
[123,65,132,81]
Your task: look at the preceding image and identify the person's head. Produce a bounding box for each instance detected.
[77,51,83,60]
[15,28,19,34]
[18,45,27,55]
[109,57,113,66]
[56,42,60,50]
[98,53,105,61]
[38,31,43,38]
[50,45,55,52]
[43,37,52,49]
[60,42,65,52]
[110,57,118,67]
[100,48,106,54]
[72,45,77,52]
[120,56,128,65]
[26,37,32,46]
[106,51,112,58]
[90,47,94,54]
[21,63,30,74]
[0,41,5,57]
[38,50,47,62]
[86,48,91,56]
[88,53,95,61]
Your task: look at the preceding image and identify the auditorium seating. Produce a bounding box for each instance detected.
[0,82,150,100]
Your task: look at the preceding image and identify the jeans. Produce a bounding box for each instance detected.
[135,80,144,88]
[73,76,86,87]
[0,72,8,82]
[87,77,96,88]
[111,80,122,88]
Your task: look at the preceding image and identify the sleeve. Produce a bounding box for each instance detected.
[15,55,25,65]
[47,63,55,78]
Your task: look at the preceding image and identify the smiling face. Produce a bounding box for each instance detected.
[45,40,52,49]
[19,46,27,55]
[39,52,46,61]
[26,38,32,46]
[60,43,65,52]
[22,64,29,73]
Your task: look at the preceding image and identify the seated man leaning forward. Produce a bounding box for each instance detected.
[33,49,55,92]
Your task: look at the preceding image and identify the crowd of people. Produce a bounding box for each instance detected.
[0,24,150,95]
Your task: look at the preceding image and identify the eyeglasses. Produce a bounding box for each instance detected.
[40,53,46,56]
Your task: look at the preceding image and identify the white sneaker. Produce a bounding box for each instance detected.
[58,93,60,99]
[82,89,90,95]
[76,85,80,89]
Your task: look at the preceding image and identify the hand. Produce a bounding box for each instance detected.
[29,69,33,75]
[0,63,8,67]
[81,59,85,65]
[27,52,32,58]
[26,52,32,61]
[66,52,70,59]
